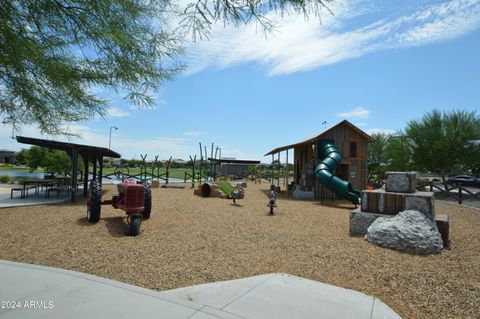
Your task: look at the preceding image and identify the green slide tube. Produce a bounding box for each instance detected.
[216,180,235,198]
[315,141,361,205]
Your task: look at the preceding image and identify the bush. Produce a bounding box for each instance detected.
[0,175,12,184]
[416,179,431,189]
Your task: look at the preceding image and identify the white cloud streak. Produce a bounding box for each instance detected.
[338,107,370,119]
[183,131,207,137]
[366,128,396,135]
[106,107,131,118]
[1,122,264,161]
[0,123,200,160]
[183,0,480,75]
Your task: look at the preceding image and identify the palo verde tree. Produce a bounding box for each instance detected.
[368,131,413,184]
[367,132,388,181]
[0,0,333,135]
[405,109,480,185]
[384,132,413,172]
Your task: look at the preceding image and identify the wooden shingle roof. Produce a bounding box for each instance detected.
[264,120,375,156]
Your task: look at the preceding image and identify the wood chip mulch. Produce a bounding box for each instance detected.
[0,182,479,318]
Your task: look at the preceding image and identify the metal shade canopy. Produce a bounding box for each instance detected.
[16,136,121,202]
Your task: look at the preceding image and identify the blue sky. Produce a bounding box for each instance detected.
[1,0,479,163]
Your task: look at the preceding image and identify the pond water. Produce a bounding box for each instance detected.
[0,170,44,179]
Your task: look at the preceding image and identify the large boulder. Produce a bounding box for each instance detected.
[292,186,315,199]
[366,210,443,255]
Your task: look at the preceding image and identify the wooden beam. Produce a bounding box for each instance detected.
[70,147,78,203]
[98,154,103,187]
[83,153,89,197]
[92,155,97,182]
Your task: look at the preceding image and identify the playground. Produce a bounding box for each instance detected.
[0,182,478,319]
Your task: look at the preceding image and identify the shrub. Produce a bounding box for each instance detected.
[0,175,12,184]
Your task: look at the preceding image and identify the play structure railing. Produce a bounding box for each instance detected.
[184,170,208,184]
[103,155,173,184]
[429,182,480,205]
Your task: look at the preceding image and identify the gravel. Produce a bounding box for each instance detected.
[0,182,479,318]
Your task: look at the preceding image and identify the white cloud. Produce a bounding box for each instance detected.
[366,128,396,135]
[390,0,480,48]
[128,105,157,111]
[0,121,268,161]
[218,146,262,161]
[183,131,207,138]
[2,123,198,160]
[57,126,198,160]
[106,107,131,118]
[183,0,480,75]
[338,107,370,119]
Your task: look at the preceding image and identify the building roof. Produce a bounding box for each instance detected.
[16,136,121,158]
[264,120,375,156]
[0,149,15,154]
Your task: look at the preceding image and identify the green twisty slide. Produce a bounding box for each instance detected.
[315,141,361,205]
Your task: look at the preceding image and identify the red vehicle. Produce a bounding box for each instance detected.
[86,180,152,236]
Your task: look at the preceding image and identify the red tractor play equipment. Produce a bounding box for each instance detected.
[86,180,152,236]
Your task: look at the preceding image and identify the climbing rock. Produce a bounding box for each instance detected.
[404,193,435,220]
[366,210,443,255]
[292,186,315,199]
[350,209,385,236]
[385,172,418,193]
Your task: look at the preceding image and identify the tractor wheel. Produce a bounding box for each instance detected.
[129,215,142,236]
[87,181,101,223]
[142,183,152,219]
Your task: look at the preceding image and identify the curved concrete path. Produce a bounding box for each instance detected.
[0,260,400,318]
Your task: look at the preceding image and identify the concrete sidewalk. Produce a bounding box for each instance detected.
[0,185,82,208]
[0,192,70,208]
[0,259,400,318]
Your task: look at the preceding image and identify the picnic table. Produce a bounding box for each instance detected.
[10,177,72,199]
[10,180,40,199]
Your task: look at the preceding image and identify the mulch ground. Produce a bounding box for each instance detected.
[0,182,479,318]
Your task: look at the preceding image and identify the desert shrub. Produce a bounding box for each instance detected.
[0,175,12,183]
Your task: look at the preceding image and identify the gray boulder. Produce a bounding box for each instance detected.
[292,187,315,199]
[366,210,443,255]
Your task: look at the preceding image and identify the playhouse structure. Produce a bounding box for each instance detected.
[265,120,374,201]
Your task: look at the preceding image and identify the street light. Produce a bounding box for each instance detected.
[2,117,15,139]
[109,126,118,149]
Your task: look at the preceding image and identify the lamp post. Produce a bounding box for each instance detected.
[2,117,15,139]
[109,126,118,149]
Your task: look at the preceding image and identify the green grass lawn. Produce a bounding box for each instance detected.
[0,164,43,173]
